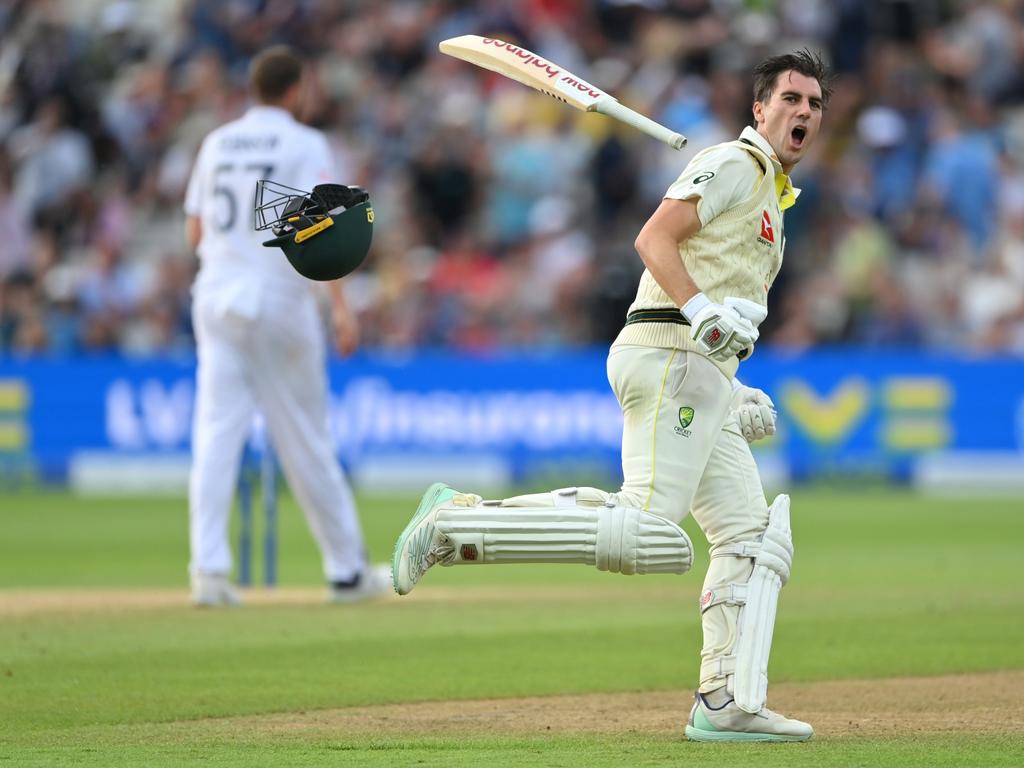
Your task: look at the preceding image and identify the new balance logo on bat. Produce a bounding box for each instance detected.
[482,38,560,79]
[560,76,601,99]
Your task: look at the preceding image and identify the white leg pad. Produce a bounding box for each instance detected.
[596,505,693,574]
[434,501,692,574]
[729,494,793,713]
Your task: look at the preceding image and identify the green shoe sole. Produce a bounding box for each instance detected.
[391,482,455,594]
[685,725,811,743]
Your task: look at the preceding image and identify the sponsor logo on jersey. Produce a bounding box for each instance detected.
[692,171,715,184]
[758,210,775,245]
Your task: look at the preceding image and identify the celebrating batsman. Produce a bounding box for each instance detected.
[393,50,831,742]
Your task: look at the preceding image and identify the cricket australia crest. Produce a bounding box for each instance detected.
[675,406,694,437]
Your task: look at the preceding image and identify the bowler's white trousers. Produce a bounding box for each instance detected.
[607,344,770,692]
[189,280,365,582]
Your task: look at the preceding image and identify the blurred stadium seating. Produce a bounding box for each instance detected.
[1,0,1023,355]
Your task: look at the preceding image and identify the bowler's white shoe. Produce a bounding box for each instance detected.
[685,690,813,742]
[392,483,481,595]
[191,572,242,607]
[329,563,393,603]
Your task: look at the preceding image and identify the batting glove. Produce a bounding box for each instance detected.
[724,297,768,360]
[682,293,759,362]
[730,381,777,443]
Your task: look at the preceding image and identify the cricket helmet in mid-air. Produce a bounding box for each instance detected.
[254,180,374,280]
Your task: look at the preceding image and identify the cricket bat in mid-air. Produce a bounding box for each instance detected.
[439,35,687,150]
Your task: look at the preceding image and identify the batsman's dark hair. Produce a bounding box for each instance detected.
[249,45,304,103]
[753,49,833,107]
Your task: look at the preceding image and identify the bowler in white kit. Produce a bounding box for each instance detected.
[393,49,832,742]
[184,45,389,606]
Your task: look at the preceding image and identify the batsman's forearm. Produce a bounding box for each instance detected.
[635,234,701,308]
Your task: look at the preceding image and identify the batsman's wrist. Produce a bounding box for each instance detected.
[681,292,712,324]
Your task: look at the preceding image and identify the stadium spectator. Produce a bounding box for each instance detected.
[1,0,1023,358]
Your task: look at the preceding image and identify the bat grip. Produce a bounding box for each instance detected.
[597,99,687,150]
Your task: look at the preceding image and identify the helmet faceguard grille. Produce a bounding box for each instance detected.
[255,180,369,236]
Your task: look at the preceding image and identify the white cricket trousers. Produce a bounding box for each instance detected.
[189,286,365,582]
[606,344,771,692]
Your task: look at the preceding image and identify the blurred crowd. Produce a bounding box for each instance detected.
[2,0,1024,357]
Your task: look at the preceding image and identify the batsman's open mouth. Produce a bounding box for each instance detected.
[790,125,807,148]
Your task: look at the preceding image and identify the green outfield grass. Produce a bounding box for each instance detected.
[0,487,1022,766]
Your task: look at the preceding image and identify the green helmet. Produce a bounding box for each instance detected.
[255,180,374,281]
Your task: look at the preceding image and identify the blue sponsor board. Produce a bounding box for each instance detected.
[0,350,1021,484]
[740,350,1024,480]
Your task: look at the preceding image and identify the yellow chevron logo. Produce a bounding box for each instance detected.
[780,378,869,444]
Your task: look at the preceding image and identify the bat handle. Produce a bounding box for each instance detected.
[597,98,687,150]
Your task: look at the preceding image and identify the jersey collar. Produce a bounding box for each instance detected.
[740,126,800,211]
[244,105,295,122]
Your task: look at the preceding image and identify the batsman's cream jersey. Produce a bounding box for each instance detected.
[616,126,798,379]
[606,127,803,693]
[184,105,334,308]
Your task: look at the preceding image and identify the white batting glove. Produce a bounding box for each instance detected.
[730,380,777,443]
[724,297,768,360]
[682,293,759,362]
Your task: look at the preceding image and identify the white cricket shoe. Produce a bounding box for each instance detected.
[392,482,481,595]
[191,572,242,607]
[329,563,393,603]
[685,690,813,742]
